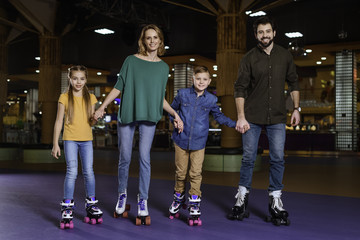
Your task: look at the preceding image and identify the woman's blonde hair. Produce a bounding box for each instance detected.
[66,65,92,125]
[138,24,166,56]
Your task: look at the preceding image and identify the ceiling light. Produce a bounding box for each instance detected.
[35,70,40,73]
[7,79,10,82]
[285,32,303,38]
[321,57,327,60]
[165,46,170,50]
[35,57,40,60]
[213,65,218,71]
[212,74,217,77]
[97,72,102,75]
[305,49,312,53]
[316,61,322,65]
[94,28,114,35]
[245,11,252,15]
[249,11,266,17]
[189,58,195,62]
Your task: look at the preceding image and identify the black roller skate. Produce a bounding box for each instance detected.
[188,195,202,226]
[228,186,250,220]
[60,199,74,229]
[265,190,290,226]
[169,191,186,219]
[84,197,103,225]
[135,195,151,226]
[114,191,130,218]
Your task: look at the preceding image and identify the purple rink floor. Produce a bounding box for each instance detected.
[0,171,359,240]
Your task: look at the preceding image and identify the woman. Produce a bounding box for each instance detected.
[94,24,182,225]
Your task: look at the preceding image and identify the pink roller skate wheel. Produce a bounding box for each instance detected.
[84,217,90,223]
[65,223,70,228]
[60,222,65,229]
[188,219,194,226]
[90,218,97,225]
[175,213,180,218]
[97,218,103,224]
[69,221,74,229]
[169,215,174,220]
[198,219,202,226]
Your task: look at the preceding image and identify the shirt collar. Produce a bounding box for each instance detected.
[191,85,208,97]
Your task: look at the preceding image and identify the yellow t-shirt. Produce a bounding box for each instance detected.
[59,93,97,141]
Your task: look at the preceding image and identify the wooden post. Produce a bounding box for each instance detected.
[216,1,247,148]
[38,32,61,144]
[0,7,8,143]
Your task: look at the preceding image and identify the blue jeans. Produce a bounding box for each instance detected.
[117,121,156,200]
[240,123,285,191]
[63,140,95,199]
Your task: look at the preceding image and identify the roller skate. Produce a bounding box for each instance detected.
[135,195,151,226]
[84,197,103,225]
[169,191,186,219]
[265,190,290,226]
[228,186,250,220]
[60,199,74,229]
[114,191,130,218]
[187,195,202,226]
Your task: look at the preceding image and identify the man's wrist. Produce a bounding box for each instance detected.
[293,106,301,112]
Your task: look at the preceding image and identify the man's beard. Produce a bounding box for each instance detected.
[258,37,273,48]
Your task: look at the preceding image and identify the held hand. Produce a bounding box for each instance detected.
[291,110,301,126]
[173,113,183,133]
[94,108,105,120]
[51,145,61,159]
[235,118,250,134]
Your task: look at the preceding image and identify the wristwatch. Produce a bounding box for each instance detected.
[293,107,301,112]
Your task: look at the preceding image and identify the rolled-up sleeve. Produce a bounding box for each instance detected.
[234,55,251,99]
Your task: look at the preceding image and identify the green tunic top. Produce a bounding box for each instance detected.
[114,55,169,124]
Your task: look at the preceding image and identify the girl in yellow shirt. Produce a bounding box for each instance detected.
[52,65,102,229]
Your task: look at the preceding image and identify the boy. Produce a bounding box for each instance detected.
[169,65,236,226]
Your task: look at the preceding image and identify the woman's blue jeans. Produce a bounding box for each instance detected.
[117,121,156,200]
[63,140,95,199]
[239,123,286,191]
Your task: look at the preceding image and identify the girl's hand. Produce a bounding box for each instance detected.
[51,145,61,159]
[94,108,105,120]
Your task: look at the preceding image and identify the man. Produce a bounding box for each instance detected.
[229,16,300,225]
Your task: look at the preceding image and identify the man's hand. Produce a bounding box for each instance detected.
[236,118,250,134]
[290,110,300,126]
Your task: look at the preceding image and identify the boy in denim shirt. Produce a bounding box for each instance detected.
[168,66,236,225]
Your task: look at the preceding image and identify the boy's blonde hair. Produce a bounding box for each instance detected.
[66,65,92,125]
[193,65,211,77]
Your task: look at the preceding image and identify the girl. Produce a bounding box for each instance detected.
[52,65,103,229]
[94,24,183,226]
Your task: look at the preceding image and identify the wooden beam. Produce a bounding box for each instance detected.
[215,0,230,13]
[196,0,218,15]
[9,0,44,34]
[0,17,38,34]
[161,0,216,16]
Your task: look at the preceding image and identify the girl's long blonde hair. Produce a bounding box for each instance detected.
[66,65,92,125]
[138,24,166,56]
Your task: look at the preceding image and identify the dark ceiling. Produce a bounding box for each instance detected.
[2,0,360,85]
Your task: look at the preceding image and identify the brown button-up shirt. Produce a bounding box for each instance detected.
[234,44,299,125]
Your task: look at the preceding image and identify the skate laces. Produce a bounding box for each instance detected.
[270,191,285,211]
[235,187,247,206]
[118,193,126,208]
[138,199,146,211]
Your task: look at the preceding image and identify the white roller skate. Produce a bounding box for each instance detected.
[169,191,186,219]
[114,191,130,218]
[136,195,151,226]
[60,199,74,229]
[84,197,103,225]
[188,195,202,226]
[228,186,250,220]
[266,190,290,226]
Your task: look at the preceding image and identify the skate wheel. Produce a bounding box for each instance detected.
[145,216,151,225]
[84,216,90,223]
[169,215,174,220]
[136,217,141,226]
[285,218,291,226]
[60,222,65,229]
[69,221,74,229]
[273,218,281,226]
[265,216,272,222]
[65,223,70,228]
[97,218,103,224]
[123,211,128,218]
[188,219,194,226]
[198,218,202,226]
[113,211,119,218]
[90,218,97,225]
[175,212,180,218]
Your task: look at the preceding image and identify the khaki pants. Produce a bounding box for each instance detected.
[174,143,205,197]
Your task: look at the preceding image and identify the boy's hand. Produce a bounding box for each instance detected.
[173,113,183,133]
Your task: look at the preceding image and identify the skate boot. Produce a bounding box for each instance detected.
[135,195,151,226]
[60,199,74,229]
[169,191,186,219]
[228,186,250,220]
[84,197,103,225]
[265,190,290,226]
[188,195,202,226]
[114,191,130,218]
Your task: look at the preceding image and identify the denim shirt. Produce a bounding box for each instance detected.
[171,87,236,150]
